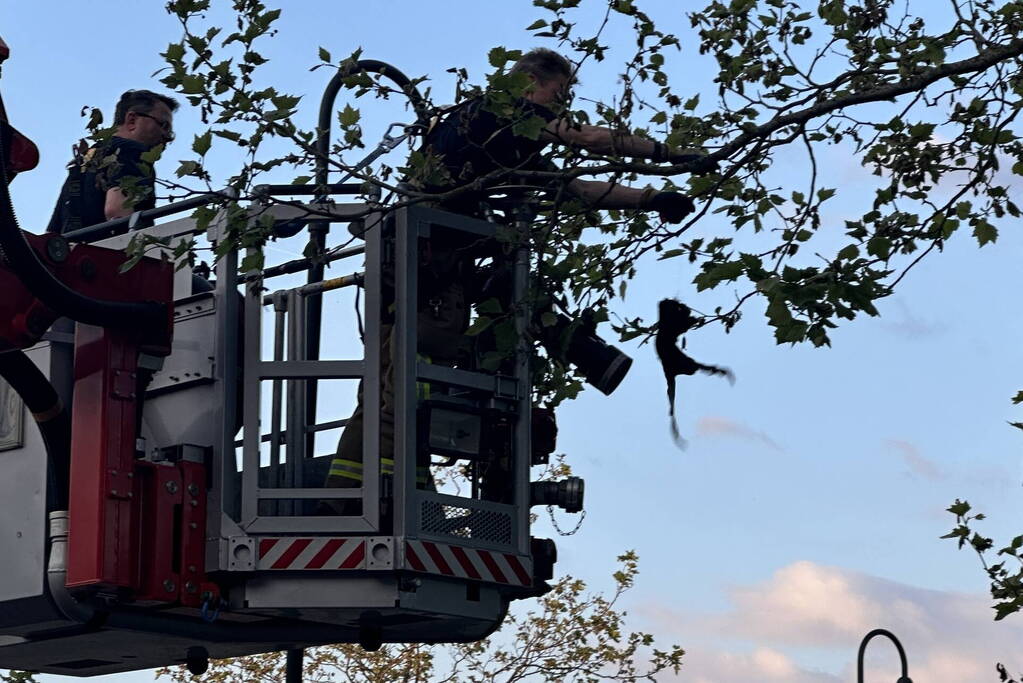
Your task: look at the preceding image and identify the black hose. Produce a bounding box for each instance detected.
[0,126,167,334]
[304,59,429,457]
[314,59,428,190]
[0,350,71,510]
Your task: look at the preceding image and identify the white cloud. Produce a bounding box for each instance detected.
[641,561,1023,683]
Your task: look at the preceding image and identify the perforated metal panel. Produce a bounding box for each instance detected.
[420,500,512,547]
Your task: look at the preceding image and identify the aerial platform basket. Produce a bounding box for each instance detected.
[0,189,571,677]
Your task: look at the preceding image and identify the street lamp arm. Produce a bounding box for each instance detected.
[857,628,912,683]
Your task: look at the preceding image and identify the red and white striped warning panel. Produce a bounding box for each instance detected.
[257,537,366,570]
[405,540,532,587]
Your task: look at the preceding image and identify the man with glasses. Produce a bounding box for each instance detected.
[47,89,178,236]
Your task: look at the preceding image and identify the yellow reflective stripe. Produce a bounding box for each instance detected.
[328,458,364,482]
[380,458,429,485]
[415,467,429,485]
[417,353,432,400]
[332,459,429,485]
[328,469,363,482]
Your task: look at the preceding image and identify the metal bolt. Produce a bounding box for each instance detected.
[165,481,179,494]
[190,499,198,507]
[189,522,198,529]
[110,489,118,496]
[163,579,176,593]
[79,258,96,280]
[45,235,69,263]
[187,483,200,497]
[185,581,197,594]
[188,565,197,573]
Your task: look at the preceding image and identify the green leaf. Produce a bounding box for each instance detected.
[512,114,547,140]
[836,244,859,260]
[1012,391,1023,405]
[994,603,1020,621]
[866,236,891,258]
[192,130,212,156]
[179,74,205,94]
[694,260,744,291]
[488,46,511,68]
[541,311,558,327]
[239,252,265,274]
[947,500,971,516]
[339,104,360,127]
[175,160,202,178]
[318,46,331,62]
[817,188,836,201]
[476,297,503,314]
[526,19,548,30]
[973,220,997,246]
[140,146,164,165]
[464,316,493,336]
[163,42,186,62]
[908,122,936,139]
[292,175,311,185]
[213,129,242,142]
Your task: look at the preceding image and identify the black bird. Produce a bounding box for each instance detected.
[654,299,734,447]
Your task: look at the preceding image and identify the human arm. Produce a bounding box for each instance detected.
[567,179,695,223]
[104,188,134,220]
[543,120,717,171]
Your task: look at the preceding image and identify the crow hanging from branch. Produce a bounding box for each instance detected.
[655,299,734,447]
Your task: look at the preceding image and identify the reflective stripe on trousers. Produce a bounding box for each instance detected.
[328,457,430,487]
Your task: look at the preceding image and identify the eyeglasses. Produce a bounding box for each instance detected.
[133,111,175,141]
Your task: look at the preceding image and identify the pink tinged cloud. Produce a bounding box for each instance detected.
[695,415,783,451]
[886,438,944,481]
[643,561,1023,683]
[679,647,841,683]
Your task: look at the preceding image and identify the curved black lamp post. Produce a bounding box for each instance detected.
[857,628,912,683]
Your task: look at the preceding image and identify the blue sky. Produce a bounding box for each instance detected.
[4,1,1023,681]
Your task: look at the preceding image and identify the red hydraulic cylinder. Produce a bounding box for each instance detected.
[65,325,145,591]
[58,245,174,594]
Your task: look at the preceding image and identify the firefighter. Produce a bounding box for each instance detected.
[324,48,714,510]
[47,89,177,236]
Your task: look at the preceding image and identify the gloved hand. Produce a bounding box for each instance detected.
[647,192,696,223]
[669,153,719,174]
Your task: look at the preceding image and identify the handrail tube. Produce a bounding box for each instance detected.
[62,190,228,243]
[260,272,363,305]
[245,244,365,283]
[253,182,368,197]
[305,59,429,459]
